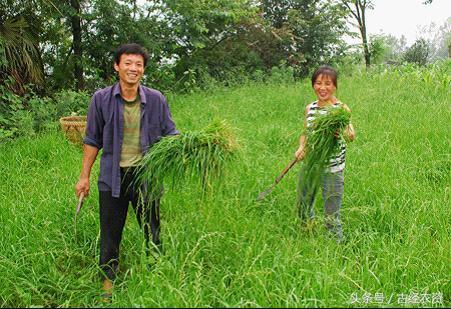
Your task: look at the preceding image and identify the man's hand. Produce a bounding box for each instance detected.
[75,177,90,198]
[75,144,99,198]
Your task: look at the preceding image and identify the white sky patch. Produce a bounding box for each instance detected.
[365,0,450,44]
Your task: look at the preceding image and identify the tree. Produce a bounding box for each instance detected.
[162,0,256,83]
[368,34,386,64]
[383,34,407,61]
[341,0,373,67]
[0,12,44,94]
[417,19,451,60]
[70,0,83,90]
[0,0,88,93]
[20,0,88,92]
[403,38,430,66]
[38,0,167,91]
[261,0,349,76]
[368,33,407,64]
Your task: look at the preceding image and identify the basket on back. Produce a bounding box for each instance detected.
[59,116,87,148]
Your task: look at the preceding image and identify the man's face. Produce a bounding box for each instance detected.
[114,53,145,86]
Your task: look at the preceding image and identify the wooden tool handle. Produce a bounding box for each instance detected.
[275,158,298,184]
[256,158,299,202]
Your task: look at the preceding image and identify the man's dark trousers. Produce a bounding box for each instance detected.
[99,167,160,280]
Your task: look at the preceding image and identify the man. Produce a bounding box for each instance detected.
[75,43,179,296]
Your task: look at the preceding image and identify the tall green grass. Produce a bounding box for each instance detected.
[135,119,240,201]
[0,62,449,307]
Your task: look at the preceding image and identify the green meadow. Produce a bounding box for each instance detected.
[0,65,449,307]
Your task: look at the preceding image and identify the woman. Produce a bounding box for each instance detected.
[295,65,355,242]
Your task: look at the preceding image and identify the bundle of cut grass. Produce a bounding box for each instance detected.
[297,105,351,196]
[135,119,239,201]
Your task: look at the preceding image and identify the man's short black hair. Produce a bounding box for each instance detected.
[114,43,149,67]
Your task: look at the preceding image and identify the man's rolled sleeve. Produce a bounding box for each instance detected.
[83,94,104,149]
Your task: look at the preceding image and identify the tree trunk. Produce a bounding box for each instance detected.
[359,1,371,67]
[360,22,371,67]
[343,0,372,68]
[70,0,84,90]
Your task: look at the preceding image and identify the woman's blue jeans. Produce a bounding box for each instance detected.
[297,169,344,241]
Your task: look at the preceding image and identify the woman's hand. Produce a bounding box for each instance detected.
[341,104,355,142]
[295,147,306,162]
[343,124,355,142]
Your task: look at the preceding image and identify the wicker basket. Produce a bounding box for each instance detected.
[60,116,87,147]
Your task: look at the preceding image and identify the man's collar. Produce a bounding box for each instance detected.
[113,82,147,105]
[138,85,147,104]
[112,83,121,97]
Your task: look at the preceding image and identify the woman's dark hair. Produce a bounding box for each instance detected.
[114,43,149,67]
[311,65,338,88]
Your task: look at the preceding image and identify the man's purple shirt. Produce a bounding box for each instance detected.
[84,83,179,197]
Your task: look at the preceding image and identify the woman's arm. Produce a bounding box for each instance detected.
[295,104,311,161]
[343,104,356,142]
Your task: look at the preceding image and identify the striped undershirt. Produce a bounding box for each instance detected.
[120,95,142,167]
[306,101,347,173]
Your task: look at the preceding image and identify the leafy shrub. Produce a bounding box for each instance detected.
[0,84,24,140]
[12,110,35,137]
[251,69,266,83]
[0,85,91,141]
[53,90,90,118]
[268,62,295,84]
[28,95,58,133]
[403,38,430,66]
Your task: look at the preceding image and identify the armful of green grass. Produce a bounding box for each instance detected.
[134,119,240,201]
[299,106,351,189]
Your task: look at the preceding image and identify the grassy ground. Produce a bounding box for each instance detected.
[0,65,449,307]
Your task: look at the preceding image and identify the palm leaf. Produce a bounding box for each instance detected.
[0,16,44,88]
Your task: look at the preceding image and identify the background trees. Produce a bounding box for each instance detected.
[403,38,430,66]
[0,0,449,141]
[340,0,373,68]
[0,0,448,95]
[0,0,354,94]
[263,0,349,77]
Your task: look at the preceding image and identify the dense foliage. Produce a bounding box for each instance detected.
[1,0,351,94]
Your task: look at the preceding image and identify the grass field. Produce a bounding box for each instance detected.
[0,64,449,307]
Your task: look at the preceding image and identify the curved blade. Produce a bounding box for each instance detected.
[256,158,298,202]
[256,184,276,201]
[76,192,85,215]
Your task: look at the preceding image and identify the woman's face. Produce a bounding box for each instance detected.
[313,74,336,102]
